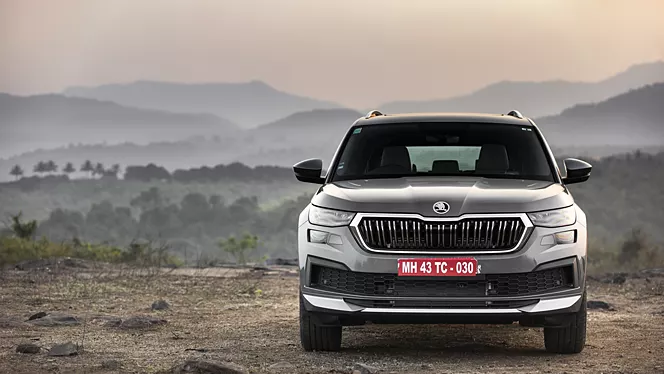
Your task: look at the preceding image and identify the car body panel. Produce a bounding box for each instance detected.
[312,177,573,217]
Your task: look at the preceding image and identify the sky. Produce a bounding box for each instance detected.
[1,0,663,108]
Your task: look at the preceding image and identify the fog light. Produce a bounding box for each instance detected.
[554,230,576,244]
[540,235,555,246]
[308,229,329,243]
[327,234,343,245]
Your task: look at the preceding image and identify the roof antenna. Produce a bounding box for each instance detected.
[506,110,523,119]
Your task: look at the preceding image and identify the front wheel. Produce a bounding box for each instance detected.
[299,294,342,352]
[544,291,587,354]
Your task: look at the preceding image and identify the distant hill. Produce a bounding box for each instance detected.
[536,83,664,147]
[4,82,664,184]
[380,61,664,118]
[0,93,237,159]
[64,80,343,128]
[0,108,363,182]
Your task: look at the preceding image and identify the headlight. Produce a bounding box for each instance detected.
[308,206,356,227]
[528,206,576,227]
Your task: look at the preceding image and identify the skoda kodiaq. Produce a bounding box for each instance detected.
[293,110,592,354]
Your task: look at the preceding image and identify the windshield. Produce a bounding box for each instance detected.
[330,122,555,182]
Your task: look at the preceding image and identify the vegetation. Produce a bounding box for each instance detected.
[218,234,259,265]
[1,153,663,269]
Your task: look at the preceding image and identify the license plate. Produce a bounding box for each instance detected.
[398,258,478,277]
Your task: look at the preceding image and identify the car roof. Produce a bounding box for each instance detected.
[352,112,533,127]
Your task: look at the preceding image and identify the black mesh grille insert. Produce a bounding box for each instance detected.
[356,217,526,252]
[344,298,539,309]
[311,265,573,297]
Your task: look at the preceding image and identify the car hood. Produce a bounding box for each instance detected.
[311,177,572,217]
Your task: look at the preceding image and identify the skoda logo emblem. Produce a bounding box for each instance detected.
[432,201,450,215]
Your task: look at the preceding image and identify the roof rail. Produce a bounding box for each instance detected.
[506,110,523,119]
[365,110,384,119]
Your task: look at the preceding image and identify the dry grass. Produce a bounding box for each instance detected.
[0,265,663,374]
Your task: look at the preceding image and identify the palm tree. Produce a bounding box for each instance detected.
[9,165,24,180]
[80,160,94,178]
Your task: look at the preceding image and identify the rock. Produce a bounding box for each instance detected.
[113,315,167,329]
[48,342,78,357]
[599,273,628,285]
[90,314,122,326]
[16,343,40,354]
[160,359,248,374]
[587,300,614,310]
[640,268,664,277]
[353,363,380,374]
[101,360,122,370]
[152,300,170,311]
[266,258,298,266]
[268,361,295,370]
[28,312,48,321]
[29,313,81,326]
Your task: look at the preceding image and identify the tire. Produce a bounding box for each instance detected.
[544,291,587,354]
[299,294,342,352]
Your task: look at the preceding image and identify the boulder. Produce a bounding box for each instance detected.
[160,359,248,374]
[587,300,614,310]
[352,363,380,374]
[152,300,170,311]
[16,343,40,354]
[111,315,167,329]
[48,342,78,357]
[29,313,80,326]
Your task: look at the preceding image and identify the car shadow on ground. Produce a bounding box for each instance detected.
[340,323,552,357]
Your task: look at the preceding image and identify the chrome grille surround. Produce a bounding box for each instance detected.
[350,213,532,255]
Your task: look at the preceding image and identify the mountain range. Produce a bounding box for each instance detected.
[1,61,664,181]
[1,82,663,182]
[536,83,664,147]
[0,93,237,159]
[64,80,342,128]
[380,61,664,118]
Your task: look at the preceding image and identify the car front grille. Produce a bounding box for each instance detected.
[355,216,527,252]
[310,265,573,298]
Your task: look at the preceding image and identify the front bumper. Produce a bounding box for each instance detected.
[298,206,587,322]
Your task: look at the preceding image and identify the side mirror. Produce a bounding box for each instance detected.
[562,158,592,185]
[293,159,325,184]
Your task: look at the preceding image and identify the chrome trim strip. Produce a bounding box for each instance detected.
[350,213,533,255]
[303,294,580,314]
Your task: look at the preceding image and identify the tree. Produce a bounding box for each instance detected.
[63,162,76,175]
[80,160,94,177]
[45,160,58,174]
[33,161,47,175]
[218,234,258,265]
[104,164,121,178]
[9,165,24,180]
[93,162,105,178]
[9,212,38,240]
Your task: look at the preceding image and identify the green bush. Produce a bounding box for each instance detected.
[0,236,182,268]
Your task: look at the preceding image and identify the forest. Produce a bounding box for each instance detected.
[1,152,663,266]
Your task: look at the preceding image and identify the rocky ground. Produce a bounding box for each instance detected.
[0,261,663,374]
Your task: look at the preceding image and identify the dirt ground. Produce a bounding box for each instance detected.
[0,264,663,374]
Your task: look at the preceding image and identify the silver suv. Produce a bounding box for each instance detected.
[293,110,591,353]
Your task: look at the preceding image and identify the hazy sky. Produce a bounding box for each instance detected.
[1,0,663,107]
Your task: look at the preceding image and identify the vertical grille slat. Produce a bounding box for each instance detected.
[358,217,526,252]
